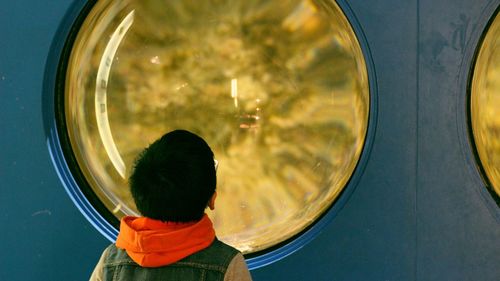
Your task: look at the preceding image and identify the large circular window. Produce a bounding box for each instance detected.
[470,8,500,202]
[63,0,369,254]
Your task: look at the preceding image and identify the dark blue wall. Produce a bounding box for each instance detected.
[0,1,109,280]
[0,0,498,280]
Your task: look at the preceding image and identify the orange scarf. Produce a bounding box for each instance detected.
[116,214,215,267]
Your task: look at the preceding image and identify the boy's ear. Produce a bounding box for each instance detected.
[208,191,217,210]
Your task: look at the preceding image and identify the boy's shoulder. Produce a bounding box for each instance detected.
[184,238,240,267]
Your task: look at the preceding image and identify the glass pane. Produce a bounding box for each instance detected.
[471,10,500,199]
[65,0,369,253]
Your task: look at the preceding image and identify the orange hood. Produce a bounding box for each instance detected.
[115,214,215,267]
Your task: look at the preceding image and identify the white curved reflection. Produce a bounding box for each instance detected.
[95,10,135,178]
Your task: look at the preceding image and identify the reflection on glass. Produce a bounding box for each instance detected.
[471,10,500,198]
[65,0,369,253]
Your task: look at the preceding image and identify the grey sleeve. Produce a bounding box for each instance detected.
[89,247,109,281]
[224,253,253,281]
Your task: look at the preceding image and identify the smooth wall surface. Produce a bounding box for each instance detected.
[0,0,498,280]
[0,1,110,280]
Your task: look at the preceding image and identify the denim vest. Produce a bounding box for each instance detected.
[102,239,239,281]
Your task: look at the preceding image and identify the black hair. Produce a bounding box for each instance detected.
[129,130,216,222]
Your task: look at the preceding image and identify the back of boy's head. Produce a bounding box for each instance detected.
[129,130,216,222]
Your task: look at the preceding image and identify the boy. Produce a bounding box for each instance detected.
[90,130,252,281]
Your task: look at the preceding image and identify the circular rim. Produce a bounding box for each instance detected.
[459,2,500,216]
[43,0,378,269]
[43,0,119,241]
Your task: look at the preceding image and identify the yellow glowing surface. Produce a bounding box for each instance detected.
[65,0,369,253]
[471,11,500,198]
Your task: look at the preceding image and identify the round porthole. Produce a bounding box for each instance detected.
[470,7,500,203]
[59,0,370,258]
